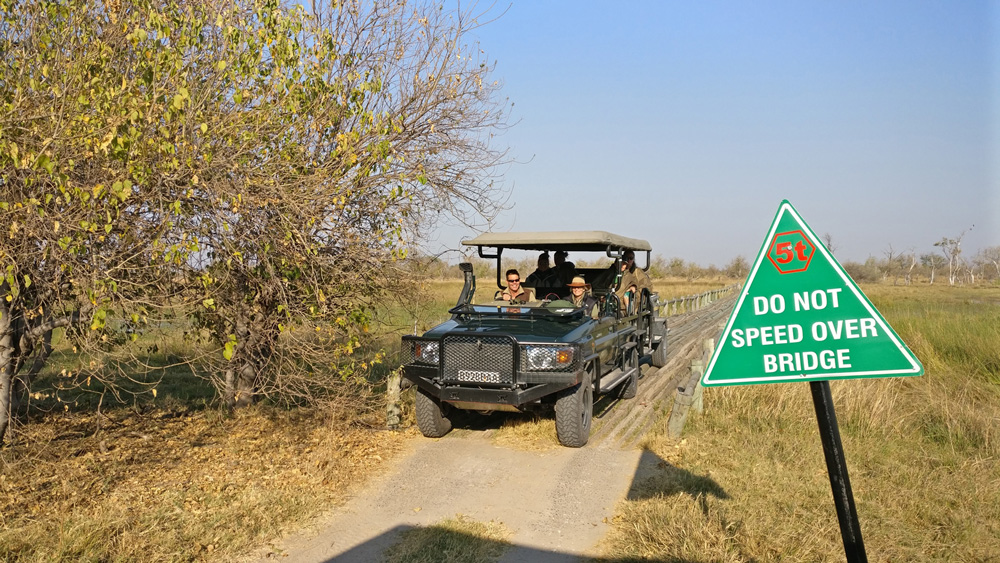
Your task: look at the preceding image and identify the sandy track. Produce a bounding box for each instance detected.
[251,296,735,563]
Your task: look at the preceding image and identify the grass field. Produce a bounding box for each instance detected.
[598,282,1000,562]
[9,278,993,561]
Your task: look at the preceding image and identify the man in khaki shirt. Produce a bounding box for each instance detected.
[616,250,650,312]
[498,269,533,303]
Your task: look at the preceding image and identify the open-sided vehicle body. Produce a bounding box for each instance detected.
[401,231,668,447]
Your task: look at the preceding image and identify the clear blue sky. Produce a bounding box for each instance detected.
[426,1,999,266]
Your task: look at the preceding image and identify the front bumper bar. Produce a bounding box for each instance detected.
[403,365,578,408]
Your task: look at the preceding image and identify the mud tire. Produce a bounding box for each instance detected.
[415,387,452,438]
[555,378,593,448]
[651,335,668,368]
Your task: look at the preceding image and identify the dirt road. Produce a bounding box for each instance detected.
[252,296,734,562]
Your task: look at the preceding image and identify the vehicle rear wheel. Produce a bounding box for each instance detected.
[415,387,453,438]
[619,343,639,399]
[651,333,668,368]
[555,376,593,448]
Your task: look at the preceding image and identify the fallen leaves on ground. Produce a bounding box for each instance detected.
[0,406,408,562]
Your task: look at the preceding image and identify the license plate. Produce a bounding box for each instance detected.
[457,370,502,383]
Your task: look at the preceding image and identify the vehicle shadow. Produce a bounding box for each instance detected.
[444,408,540,432]
[314,524,709,563]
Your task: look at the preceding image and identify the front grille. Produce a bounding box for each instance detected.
[442,334,515,385]
[400,337,414,364]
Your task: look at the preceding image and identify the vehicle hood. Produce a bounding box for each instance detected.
[421,316,594,344]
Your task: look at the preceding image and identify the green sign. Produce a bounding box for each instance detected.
[702,200,923,386]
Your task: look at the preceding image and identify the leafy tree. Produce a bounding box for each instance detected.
[1,0,205,442]
[723,255,749,279]
[183,0,510,409]
[0,0,511,439]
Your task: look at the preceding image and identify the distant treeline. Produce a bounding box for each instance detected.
[404,246,1000,286]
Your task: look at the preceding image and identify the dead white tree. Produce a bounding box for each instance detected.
[883,244,902,285]
[903,249,918,285]
[977,246,1000,281]
[920,253,946,285]
[822,232,838,255]
[934,226,973,286]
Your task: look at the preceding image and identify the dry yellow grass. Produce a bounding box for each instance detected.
[599,283,1000,562]
[652,277,741,301]
[0,406,407,562]
[382,514,512,563]
[491,414,559,451]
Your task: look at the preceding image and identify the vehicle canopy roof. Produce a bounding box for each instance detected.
[461,230,651,252]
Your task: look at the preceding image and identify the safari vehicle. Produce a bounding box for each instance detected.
[401,231,668,447]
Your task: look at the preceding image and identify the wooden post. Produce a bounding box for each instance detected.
[386,369,403,430]
[667,338,712,438]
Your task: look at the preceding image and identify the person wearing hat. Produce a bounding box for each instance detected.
[566,275,598,318]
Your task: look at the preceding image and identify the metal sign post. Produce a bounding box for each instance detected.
[811,380,867,563]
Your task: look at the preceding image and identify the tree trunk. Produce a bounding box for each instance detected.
[236,362,256,408]
[11,329,53,416]
[0,369,12,445]
[0,313,15,445]
[224,367,236,412]
[223,361,258,410]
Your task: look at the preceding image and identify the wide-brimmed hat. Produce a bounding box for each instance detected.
[566,276,589,288]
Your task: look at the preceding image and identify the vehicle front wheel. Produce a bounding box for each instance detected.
[415,387,453,438]
[555,378,593,448]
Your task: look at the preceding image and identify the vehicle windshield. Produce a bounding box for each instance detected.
[449,302,584,318]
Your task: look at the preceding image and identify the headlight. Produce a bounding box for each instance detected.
[413,341,439,364]
[524,346,574,371]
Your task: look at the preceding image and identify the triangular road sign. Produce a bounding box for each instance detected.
[702,200,923,386]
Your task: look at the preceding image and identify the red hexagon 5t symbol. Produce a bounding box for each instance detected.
[767,230,815,274]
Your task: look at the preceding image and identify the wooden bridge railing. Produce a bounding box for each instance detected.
[660,283,740,317]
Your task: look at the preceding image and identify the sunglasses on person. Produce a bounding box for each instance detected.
[507,277,520,283]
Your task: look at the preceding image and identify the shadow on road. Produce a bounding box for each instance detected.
[316,524,708,563]
[626,448,729,502]
[298,447,725,563]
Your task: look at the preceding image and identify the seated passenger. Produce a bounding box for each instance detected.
[497,269,534,303]
[525,252,557,289]
[616,250,651,312]
[552,250,576,286]
[566,276,598,318]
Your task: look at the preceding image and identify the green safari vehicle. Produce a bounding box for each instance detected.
[401,231,668,447]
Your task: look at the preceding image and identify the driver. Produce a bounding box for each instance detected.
[497,269,533,303]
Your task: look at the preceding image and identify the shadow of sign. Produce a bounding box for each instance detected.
[626,448,729,502]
